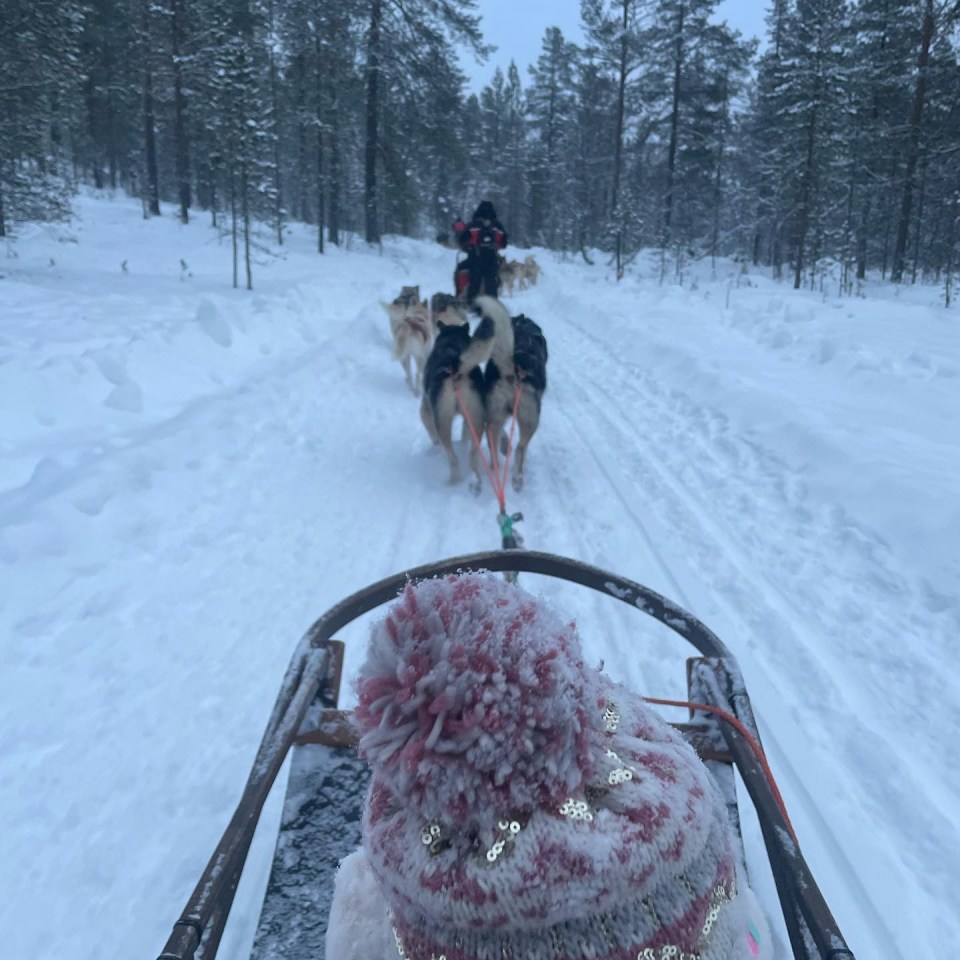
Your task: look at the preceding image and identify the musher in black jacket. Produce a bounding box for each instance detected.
[452,200,508,303]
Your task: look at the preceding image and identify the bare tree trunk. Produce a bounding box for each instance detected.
[610,0,630,219]
[363,0,382,244]
[794,95,820,290]
[143,66,161,216]
[891,0,934,283]
[230,166,238,289]
[315,19,326,254]
[210,166,218,228]
[0,175,6,238]
[662,1,685,248]
[911,153,928,283]
[294,54,310,223]
[268,5,283,246]
[856,194,871,279]
[317,123,325,254]
[328,115,341,245]
[773,218,783,280]
[242,163,252,290]
[85,71,105,190]
[710,74,729,270]
[171,0,191,223]
[107,97,119,189]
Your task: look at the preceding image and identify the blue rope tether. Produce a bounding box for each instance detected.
[498,511,524,583]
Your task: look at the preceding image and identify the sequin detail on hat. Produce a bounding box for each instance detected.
[636,877,736,960]
[419,818,525,865]
[559,797,594,821]
[483,818,523,866]
[698,879,736,944]
[603,701,621,732]
[392,924,445,960]
[392,876,737,960]
[420,823,446,856]
[606,747,637,785]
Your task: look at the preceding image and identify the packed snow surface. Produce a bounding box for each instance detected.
[1,193,957,959]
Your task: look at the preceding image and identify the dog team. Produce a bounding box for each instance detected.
[380,273,548,493]
[497,255,542,295]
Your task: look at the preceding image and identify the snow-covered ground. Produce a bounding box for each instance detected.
[2,192,957,960]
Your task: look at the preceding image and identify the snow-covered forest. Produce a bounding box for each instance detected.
[2,0,960,293]
[3,1,960,958]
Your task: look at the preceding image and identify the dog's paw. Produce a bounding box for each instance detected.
[511,474,524,493]
[469,476,483,496]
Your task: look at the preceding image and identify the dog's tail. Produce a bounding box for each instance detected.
[461,295,515,375]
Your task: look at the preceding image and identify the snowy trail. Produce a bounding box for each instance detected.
[529,278,959,951]
[2,196,958,960]
[542,278,959,951]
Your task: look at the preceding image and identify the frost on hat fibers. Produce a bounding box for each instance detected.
[353,574,764,960]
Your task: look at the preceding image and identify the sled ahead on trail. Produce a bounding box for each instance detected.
[155,551,856,960]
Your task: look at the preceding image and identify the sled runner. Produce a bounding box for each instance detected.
[155,551,856,960]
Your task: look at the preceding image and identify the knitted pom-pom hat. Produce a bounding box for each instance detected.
[353,574,771,960]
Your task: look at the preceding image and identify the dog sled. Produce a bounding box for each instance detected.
[155,550,856,960]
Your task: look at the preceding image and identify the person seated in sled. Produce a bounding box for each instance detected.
[326,573,773,960]
[452,200,508,303]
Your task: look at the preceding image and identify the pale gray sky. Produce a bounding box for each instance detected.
[465,0,766,92]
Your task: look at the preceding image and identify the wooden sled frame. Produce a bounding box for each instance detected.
[155,550,856,960]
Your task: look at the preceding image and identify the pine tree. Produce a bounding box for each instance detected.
[746,0,851,287]
[526,27,578,247]
[0,0,84,235]
[581,0,650,234]
[360,0,485,244]
[889,0,960,281]
[565,51,617,253]
[195,0,277,287]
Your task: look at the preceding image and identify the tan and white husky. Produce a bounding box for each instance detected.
[382,286,432,396]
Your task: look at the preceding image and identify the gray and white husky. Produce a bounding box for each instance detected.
[419,296,512,486]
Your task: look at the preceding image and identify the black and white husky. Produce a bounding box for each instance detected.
[476,296,548,491]
[419,297,512,485]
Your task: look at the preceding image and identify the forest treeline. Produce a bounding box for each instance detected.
[2,0,959,290]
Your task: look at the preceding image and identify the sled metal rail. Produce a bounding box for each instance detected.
[155,550,855,960]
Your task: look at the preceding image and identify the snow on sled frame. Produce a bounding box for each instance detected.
[155,550,855,960]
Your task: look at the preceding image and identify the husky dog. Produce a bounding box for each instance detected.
[476,296,548,492]
[420,301,511,486]
[522,255,542,286]
[395,285,421,307]
[498,259,527,295]
[429,292,468,334]
[382,288,432,396]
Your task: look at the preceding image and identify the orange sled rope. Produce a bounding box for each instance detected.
[644,695,796,841]
[453,379,523,513]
